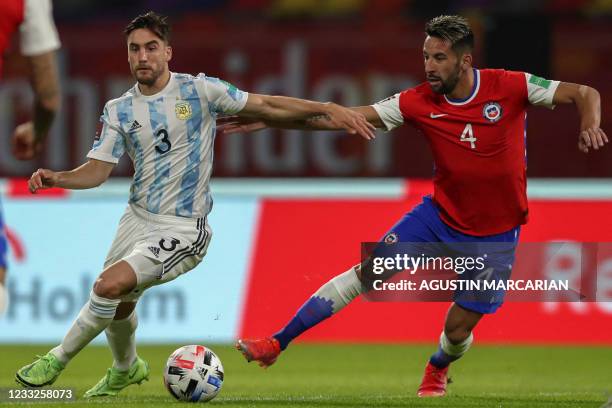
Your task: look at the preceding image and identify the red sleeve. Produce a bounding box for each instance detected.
[0,0,25,56]
[398,90,414,122]
[398,85,430,124]
[501,70,529,107]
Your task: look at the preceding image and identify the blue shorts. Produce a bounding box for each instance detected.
[0,203,6,270]
[377,196,520,314]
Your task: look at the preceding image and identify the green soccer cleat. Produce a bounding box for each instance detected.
[84,357,149,398]
[15,352,65,387]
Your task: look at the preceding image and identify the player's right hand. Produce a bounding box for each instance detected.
[12,121,43,160]
[324,103,376,140]
[28,168,58,194]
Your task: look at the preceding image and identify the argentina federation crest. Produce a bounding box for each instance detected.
[175,101,193,120]
[483,102,502,122]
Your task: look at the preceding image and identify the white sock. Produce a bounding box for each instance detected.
[314,266,363,313]
[51,292,120,365]
[440,331,473,357]
[0,283,8,316]
[105,310,138,371]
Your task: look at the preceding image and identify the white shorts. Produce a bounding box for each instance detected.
[104,204,212,302]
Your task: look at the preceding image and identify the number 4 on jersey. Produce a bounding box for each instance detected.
[460,123,477,149]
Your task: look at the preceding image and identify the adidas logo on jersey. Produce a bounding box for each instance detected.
[129,120,142,132]
[148,246,160,258]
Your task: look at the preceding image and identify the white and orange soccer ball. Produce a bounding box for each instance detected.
[163,345,224,402]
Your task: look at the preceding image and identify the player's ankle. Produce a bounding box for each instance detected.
[50,346,70,366]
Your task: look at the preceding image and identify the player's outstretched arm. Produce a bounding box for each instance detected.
[300,106,385,131]
[11,51,61,160]
[28,159,115,194]
[553,82,608,153]
[236,94,376,140]
[218,106,383,139]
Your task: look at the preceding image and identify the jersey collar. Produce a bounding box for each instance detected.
[444,68,480,106]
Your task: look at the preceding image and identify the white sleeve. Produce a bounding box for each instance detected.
[524,73,560,109]
[371,93,404,131]
[197,74,248,115]
[87,103,125,164]
[19,0,61,56]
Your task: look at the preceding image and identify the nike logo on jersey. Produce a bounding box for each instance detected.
[430,113,448,119]
[129,120,142,132]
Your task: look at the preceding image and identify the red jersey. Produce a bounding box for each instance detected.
[0,0,24,74]
[373,69,560,236]
[0,0,60,76]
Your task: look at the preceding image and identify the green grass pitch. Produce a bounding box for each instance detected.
[0,344,610,407]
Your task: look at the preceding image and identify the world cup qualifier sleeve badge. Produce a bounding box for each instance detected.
[483,102,502,122]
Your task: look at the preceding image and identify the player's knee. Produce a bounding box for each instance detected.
[93,277,124,299]
[354,261,377,288]
[354,264,364,282]
[353,264,377,290]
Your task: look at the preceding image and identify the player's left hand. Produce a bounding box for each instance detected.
[324,103,376,140]
[11,121,43,160]
[578,126,608,153]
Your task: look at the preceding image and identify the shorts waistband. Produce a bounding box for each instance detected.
[128,203,205,226]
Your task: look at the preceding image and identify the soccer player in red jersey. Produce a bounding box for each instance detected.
[0,0,61,315]
[227,15,608,396]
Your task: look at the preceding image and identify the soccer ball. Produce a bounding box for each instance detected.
[163,345,224,402]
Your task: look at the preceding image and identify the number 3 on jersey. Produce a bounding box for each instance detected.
[155,129,171,154]
[460,123,477,149]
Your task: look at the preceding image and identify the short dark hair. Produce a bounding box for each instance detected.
[125,11,170,43]
[425,15,474,55]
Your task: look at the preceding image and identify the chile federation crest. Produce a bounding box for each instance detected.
[483,102,502,122]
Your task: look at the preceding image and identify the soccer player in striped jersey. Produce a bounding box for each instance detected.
[229,15,608,397]
[14,11,375,395]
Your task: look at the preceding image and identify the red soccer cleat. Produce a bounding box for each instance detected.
[417,362,450,397]
[235,337,281,368]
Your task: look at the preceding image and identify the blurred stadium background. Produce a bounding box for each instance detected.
[0,1,611,405]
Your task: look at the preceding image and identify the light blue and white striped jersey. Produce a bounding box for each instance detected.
[88,72,248,218]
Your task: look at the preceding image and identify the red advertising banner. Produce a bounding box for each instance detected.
[239,192,612,343]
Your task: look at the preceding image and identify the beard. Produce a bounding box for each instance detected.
[429,63,461,95]
[133,66,163,86]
